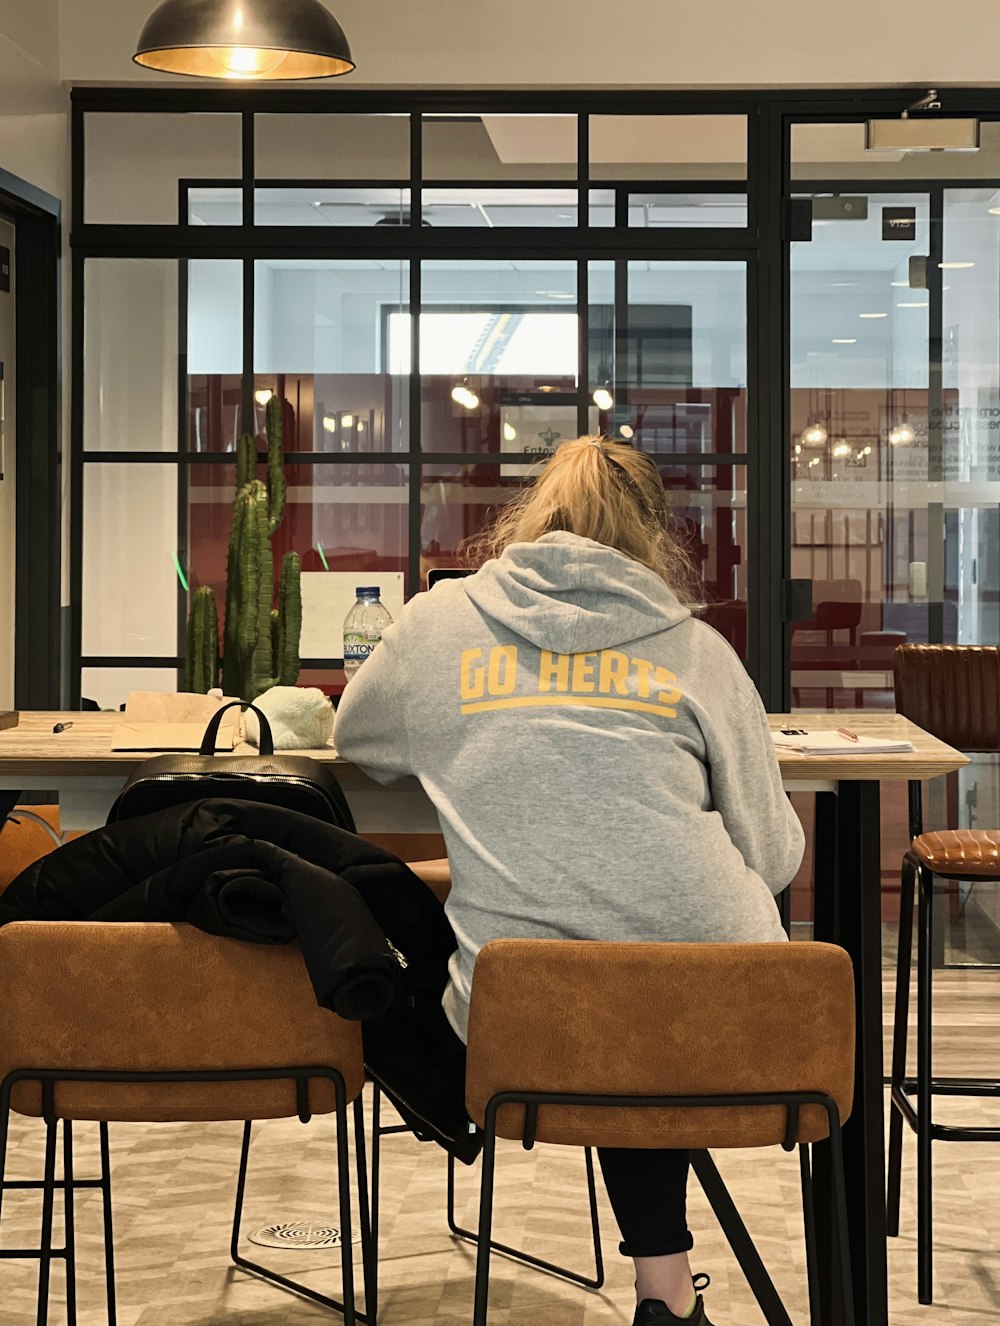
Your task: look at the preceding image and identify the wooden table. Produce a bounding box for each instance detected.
[0,709,968,1326]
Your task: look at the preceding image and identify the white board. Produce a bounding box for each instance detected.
[300,571,405,660]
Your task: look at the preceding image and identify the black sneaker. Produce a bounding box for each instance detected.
[632,1275,714,1326]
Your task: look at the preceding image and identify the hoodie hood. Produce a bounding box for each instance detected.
[464,532,690,655]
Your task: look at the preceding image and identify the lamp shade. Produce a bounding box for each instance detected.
[134,0,354,80]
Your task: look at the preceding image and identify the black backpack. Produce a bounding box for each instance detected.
[107,701,356,830]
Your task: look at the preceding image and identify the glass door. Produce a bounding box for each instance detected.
[787,155,1000,961]
[789,189,932,713]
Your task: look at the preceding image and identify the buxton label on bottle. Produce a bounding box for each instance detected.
[344,632,381,660]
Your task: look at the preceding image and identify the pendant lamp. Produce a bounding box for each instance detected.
[133,0,354,80]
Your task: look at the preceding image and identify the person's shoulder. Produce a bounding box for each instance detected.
[388,578,476,634]
[681,615,759,697]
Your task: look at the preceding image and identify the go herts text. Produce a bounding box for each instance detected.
[459,645,682,718]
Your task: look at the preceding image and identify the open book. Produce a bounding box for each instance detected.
[772,729,914,756]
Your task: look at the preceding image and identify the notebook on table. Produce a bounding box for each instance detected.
[771,729,914,756]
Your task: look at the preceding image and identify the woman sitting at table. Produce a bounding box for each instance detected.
[334,434,804,1326]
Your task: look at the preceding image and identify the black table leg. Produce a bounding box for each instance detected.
[834,779,889,1326]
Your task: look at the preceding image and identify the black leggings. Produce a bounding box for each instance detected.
[597,1147,693,1257]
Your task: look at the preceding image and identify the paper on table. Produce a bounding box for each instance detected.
[772,730,914,756]
[111,721,236,753]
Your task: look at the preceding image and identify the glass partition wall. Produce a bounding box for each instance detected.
[74,97,757,711]
[73,90,1000,961]
[786,125,1000,958]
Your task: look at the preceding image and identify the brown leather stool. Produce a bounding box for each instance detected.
[0,922,374,1326]
[464,939,856,1326]
[0,806,69,893]
[888,644,1000,1303]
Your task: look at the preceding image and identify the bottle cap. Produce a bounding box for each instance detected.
[356,586,380,596]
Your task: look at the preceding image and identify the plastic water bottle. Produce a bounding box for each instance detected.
[343,587,393,680]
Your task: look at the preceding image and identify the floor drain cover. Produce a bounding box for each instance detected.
[248,1221,362,1250]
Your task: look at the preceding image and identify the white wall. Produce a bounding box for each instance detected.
[56,0,1000,88]
[0,115,68,203]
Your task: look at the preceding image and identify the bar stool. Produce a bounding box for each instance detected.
[887,643,1000,1303]
[464,939,856,1326]
[0,922,375,1325]
[375,864,829,1325]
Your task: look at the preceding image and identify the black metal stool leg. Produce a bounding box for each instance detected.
[369,1083,381,1312]
[36,1120,58,1326]
[799,1145,821,1326]
[887,851,917,1237]
[63,1121,77,1326]
[917,863,934,1304]
[447,1145,604,1288]
[472,1119,498,1326]
[230,1120,253,1262]
[99,1123,117,1326]
[334,1083,357,1326]
[229,1095,370,1322]
[352,1097,377,1326]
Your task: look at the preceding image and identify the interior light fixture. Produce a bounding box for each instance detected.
[889,414,915,446]
[451,382,480,410]
[859,312,888,319]
[800,418,828,447]
[832,338,857,345]
[619,424,635,439]
[133,0,354,80]
[890,280,911,287]
[357,421,365,434]
[502,421,517,443]
[794,443,802,457]
[592,387,614,411]
[254,388,273,405]
[939,261,975,269]
[322,414,336,433]
[989,207,1000,216]
[898,301,929,308]
[832,440,852,459]
[866,91,980,152]
[341,413,354,428]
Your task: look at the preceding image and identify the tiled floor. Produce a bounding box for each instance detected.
[1,971,998,1325]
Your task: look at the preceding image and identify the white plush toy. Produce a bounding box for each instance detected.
[244,686,334,751]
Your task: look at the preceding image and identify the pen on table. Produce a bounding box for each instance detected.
[52,721,73,733]
[836,726,859,742]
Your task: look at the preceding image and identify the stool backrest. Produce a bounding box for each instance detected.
[894,644,1000,753]
[0,807,63,893]
[466,940,854,1150]
[0,922,364,1122]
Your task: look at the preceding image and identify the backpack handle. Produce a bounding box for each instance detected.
[199,701,274,757]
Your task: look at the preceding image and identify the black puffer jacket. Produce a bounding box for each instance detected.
[0,799,478,1162]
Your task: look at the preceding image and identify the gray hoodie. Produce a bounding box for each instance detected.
[334,532,804,1042]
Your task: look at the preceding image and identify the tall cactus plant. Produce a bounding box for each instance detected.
[183,394,302,699]
[183,585,219,694]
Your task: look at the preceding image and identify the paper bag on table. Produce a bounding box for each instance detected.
[111,721,237,753]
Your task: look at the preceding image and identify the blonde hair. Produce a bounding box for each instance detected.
[466,435,700,606]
